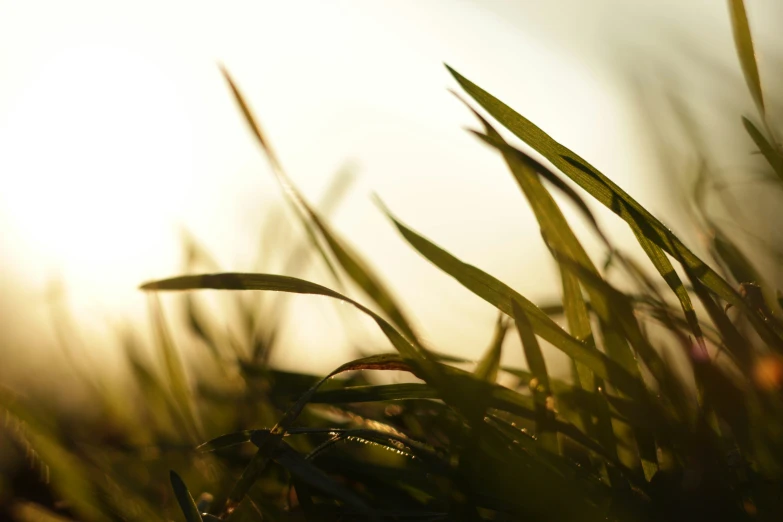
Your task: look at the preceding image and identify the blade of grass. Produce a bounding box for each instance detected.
[729,0,765,116]
[474,314,508,382]
[311,383,439,403]
[511,301,558,453]
[742,117,783,182]
[169,471,204,522]
[141,274,423,364]
[377,208,647,401]
[219,66,344,288]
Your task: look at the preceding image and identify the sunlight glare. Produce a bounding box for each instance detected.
[0,44,194,312]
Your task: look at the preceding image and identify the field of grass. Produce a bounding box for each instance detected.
[2,1,783,520]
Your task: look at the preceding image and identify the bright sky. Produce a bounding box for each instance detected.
[0,0,779,381]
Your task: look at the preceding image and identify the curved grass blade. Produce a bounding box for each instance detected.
[377,209,647,400]
[742,117,783,182]
[559,261,596,392]
[313,219,420,343]
[474,314,508,382]
[451,91,613,250]
[219,66,344,288]
[447,65,781,352]
[198,430,255,453]
[310,383,439,403]
[729,0,765,115]
[169,471,204,522]
[712,226,766,291]
[262,428,445,469]
[142,274,423,361]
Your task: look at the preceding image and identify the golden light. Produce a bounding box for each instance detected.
[0,0,673,375]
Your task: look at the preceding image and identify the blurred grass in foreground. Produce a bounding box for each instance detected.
[3,1,783,520]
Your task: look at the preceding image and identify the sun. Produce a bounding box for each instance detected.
[0,43,195,316]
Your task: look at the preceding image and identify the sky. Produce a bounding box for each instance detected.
[0,0,780,385]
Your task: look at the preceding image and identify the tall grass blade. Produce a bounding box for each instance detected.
[474,314,508,382]
[729,0,765,115]
[379,209,648,400]
[742,117,783,182]
[219,66,344,287]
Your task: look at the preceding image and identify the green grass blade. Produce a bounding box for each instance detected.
[169,471,204,522]
[511,301,558,453]
[550,252,672,393]
[452,91,613,250]
[219,66,344,287]
[379,209,647,400]
[313,219,420,343]
[310,383,439,403]
[742,117,783,182]
[141,274,423,364]
[729,0,765,115]
[630,226,707,354]
[559,267,595,391]
[264,428,443,467]
[474,314,508,382]
[712,226,765,288]
[685,268,753,372]
[198,431,255,453]
[447,65,781,351]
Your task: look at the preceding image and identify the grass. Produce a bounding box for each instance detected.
[2,1,783,520]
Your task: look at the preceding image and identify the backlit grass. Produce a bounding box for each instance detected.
[2,1,783,520]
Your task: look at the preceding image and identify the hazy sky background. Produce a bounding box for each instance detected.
[1,0,781,387]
